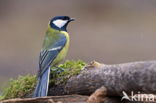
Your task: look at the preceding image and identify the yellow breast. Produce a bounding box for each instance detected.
[51,31,70,66]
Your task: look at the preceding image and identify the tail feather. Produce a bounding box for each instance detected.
[33,67,50,97]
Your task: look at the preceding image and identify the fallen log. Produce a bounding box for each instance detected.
[2,60,156,103]
[64,61,156,96]
[47,60,156,102]
[87,86,156,103]
[1,88,156,103]
[0,95,88,103]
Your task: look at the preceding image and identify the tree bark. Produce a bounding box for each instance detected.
[64,61,156,96]
[2,60,156,103]
[86,86,156,103]
[0,95,88,103]
[1,90,156,103]
[48,60,156,103]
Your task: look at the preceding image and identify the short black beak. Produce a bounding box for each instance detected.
[69,18,75,22]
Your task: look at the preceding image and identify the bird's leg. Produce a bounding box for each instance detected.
[55,66,65,73]
[50,66,65,79]
[51,66,65,74]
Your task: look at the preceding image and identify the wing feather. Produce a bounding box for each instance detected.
[38,34,66,76]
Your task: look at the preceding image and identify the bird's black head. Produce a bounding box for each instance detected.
[49,16,74,31]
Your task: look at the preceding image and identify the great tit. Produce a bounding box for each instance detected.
[33,16,74,97]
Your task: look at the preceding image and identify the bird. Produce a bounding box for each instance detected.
[33,16,74,97]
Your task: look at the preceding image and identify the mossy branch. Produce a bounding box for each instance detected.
[1,60,156,103]
[0,60,86,100]
[65,61,156,96]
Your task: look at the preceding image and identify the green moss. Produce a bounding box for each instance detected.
[50,60,86,85]
[0,75,36,100]
[0,60,86,100]
[0,95,4,100]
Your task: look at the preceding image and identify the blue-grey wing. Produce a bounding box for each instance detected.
[38,34,66,75]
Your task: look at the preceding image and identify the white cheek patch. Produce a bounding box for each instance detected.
[53,20,68,28]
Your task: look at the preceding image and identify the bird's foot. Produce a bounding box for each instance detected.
[51,66,65,74]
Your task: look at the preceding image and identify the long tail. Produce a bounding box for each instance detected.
[33,67,50,97]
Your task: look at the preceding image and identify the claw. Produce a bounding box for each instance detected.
[51,66,65,74]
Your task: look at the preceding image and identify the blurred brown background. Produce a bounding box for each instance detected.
[0,0,156,91]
